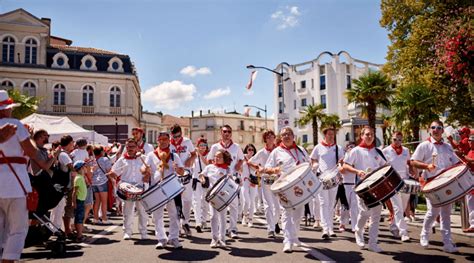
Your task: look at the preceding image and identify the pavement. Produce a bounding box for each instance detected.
[21,209,474,262]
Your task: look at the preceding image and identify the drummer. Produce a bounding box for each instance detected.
[199,149,233,248]
[264,126,310,253]
[207,125,244,239]
[132,127,154,155]
[310,126,344,239]
[382,131,412,242]
[142,131,184,250]
[410,120,461,253]
[248,130,281,238]
[192,137,210,233]
[169,124,197,237]
[108,138,149,241]
[342,126,386,253]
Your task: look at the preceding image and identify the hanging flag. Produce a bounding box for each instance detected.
[244,107,251,116]
[246,70,258,90]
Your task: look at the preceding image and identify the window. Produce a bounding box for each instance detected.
[22,82,36,97]
[319,65,325,75]
[321,95,327,108]
[346,64,351,74]
[301,98,307,107]
[112,62,119,70]
[148,130,154,144]
[53,84,66,105]
[252,135,255,143]
[240,120,244,131]
[302,134,308,143]
[294,119,297,128]
[346,75,351,89]
[192,119,199,128]
[278,83,283,98]
[85,59,92,68]
[320,75,326,90]
[311,78,314,89]
[82,85,94,106]
[110,86,121,107]
[57,57,64,66]
[25,38,37,64]
[300,80,306,89]
[312,97,315,105]
[293,83,295,92]
[279,101,284,114]
[2,36,15,63]
[1,80,14,91]
[293,100,296,110]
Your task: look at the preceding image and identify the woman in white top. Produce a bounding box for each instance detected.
[192,138,210,233]
[241,144,258,227]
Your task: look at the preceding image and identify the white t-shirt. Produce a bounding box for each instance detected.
[341,151,357,184]
[71,148,89,162]
[145,151,183,185]
[411,138,458,180]
[382,146,411,180]
[265,145,309,174]
[208,141,244,174]
[310,143,344,174]
[58,151,73,173]
[170,137,195,167]
[343,146,386,174]
[242,157,257,182]
[193,154,208,179]
[201,164,228,187]
[112,156,145,185]
[249,148,272,167]
[0,118,32,198]
[138,141,154,155]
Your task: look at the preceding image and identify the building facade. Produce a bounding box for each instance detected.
[190,110,274,149]
[274,51,389,148]
[0,9,141,143]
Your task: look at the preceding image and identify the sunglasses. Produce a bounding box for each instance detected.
[431,126,443,130]
[198,143,208,147]
[222,130,232,134]
[392,138,402,142]
[172,133,181,138]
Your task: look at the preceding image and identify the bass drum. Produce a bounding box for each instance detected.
[141,174,184,214]
[205,175,240,212]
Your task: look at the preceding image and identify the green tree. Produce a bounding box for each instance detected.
[390,83,438,145]
[7,89,40,119]
[320,114,341,131]
[345,71,393,134]
[380,114,392,146]
[296,104,326,146]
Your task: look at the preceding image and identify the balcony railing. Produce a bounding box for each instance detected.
[82,106,95,114]
[52,105,66,113]
[110,107,121,115]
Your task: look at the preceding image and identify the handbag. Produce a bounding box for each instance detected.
[0,150,39,212]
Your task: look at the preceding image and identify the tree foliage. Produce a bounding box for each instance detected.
[297,104,326,146]
[7,89,40,120]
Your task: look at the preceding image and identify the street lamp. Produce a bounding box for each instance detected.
[244,104,267,130]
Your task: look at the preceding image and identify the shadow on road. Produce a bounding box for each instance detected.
[158,248,219,261]
[228,247,276,258]
[21,245,84,260]
[390,251,457,262]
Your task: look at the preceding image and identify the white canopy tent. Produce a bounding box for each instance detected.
[22,113,109,145]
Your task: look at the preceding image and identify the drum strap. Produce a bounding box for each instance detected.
[375,148,387,162]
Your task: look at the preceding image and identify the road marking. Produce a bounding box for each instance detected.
[86,225,120,245]
[253,217,335,262]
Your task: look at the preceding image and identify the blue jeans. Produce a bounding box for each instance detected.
[74,200,85,224]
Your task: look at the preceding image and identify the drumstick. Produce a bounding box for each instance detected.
[431,153,437,166]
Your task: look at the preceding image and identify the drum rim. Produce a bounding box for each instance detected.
[422,164,468,192]
[354,165,393,193]
[428,189,472,207]
[205,175,228,202]
[270,163,312,192]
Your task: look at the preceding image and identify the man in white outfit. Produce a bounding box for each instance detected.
[339,142,358,232]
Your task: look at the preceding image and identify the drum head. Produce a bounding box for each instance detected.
[355,165,391,192]
[423,165,466,191]
[271,163,310,191]
[205,175,226,201]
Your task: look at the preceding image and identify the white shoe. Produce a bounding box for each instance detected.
[443,243,458,253]
[168,238,183,249]
[420,235,429,248]
[283,243,292,253]
[401,234,410,242]
[218,239,227,247]
[210,239,219,248]
[248,220,253,228]
[230,230,239,239]
[155,239,166,249]
[390,224,400,238]
[292,239,302,247]
[368,244,383,253]
[123,233,131,240]
[355,229,364,248]
[242,215,248,226]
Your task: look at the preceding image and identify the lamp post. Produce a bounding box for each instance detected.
[244,104,267,130]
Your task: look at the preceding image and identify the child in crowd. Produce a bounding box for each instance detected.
[72,160,88,243]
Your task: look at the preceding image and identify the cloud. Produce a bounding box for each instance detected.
[243,89,254,96]
[203,87,231,100]
[180,65,212,77]
[142,80,196,110]
[271,6,301,30]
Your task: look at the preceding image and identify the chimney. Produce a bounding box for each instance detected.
[208,109,211,114]
[191,111,194,117]
[199,110,202,117]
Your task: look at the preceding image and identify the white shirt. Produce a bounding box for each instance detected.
[382,146,411,180]
[170,137,195,167]
[310,143,344,173]
[0,118,32,198]
[145,151,183,185]
[193,154,208,179]
[265,145,309,174]
[249,148,273,167]
[138,141,154,155]
[341,151,357,184]
[71,148,89,162]
[201,164,228,187]
[208,141,244,174]
[343,146,386,173]
[112,155,145,185]
[411,138,458,180]
[242,157,256,181]
[58,151,73,173]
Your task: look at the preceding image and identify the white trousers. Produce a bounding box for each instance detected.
[389,193,409,235]
[281,205,304,245]
[256,185,264,212]
[467,193,474,228]
[0,197,28,260]
[262,183,281,231]
[210,206,227,241]
[355,196,382,246]
[153,200,180,241]
[318,187,338,234]
[181,183,193,225]
[421,198,452,244]
[122,200,148,236]
[193,184,210,226]
[50,197,66,230]
[227,196,239,232]
[310,197,321,220]
[341,184,358,231]
[241,181,257,220]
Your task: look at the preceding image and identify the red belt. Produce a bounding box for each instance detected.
[0,157,28,164]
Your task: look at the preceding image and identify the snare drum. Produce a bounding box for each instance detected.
[205,175,240,212]
[179,169,192,185]
[116,182,144,201]
[400,179,420,194]
[354,165,404,208]
[422,164,473,207]
[270,163,322,209]
[141,174,185,214]
[320,166,343,190]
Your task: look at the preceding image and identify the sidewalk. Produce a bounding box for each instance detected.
[405,210,474,240]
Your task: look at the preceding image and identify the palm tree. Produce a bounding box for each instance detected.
[391,83,438,145]
[320,114,341,131]
[296,104,326,146]
[345,71,394,133]
[380,114,392,146]
[7,89,40,119]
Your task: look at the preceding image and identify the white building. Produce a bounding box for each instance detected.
[274,51,389,147]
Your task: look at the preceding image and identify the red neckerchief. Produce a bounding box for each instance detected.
[321,140,335,147]
[171,137,184,153]
[137,140,146,153]
[214,163,229,169]
[265,144,276,153]
[359,141,375,149]
[0,98,14,106]
[279,142,300,164]
[391,144,403,155]
[154,147,171,163]
[123,152,137,160]
[220,140,233,150]
[428,137,443,145]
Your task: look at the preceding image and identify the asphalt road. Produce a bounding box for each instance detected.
[21,210,474,262]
